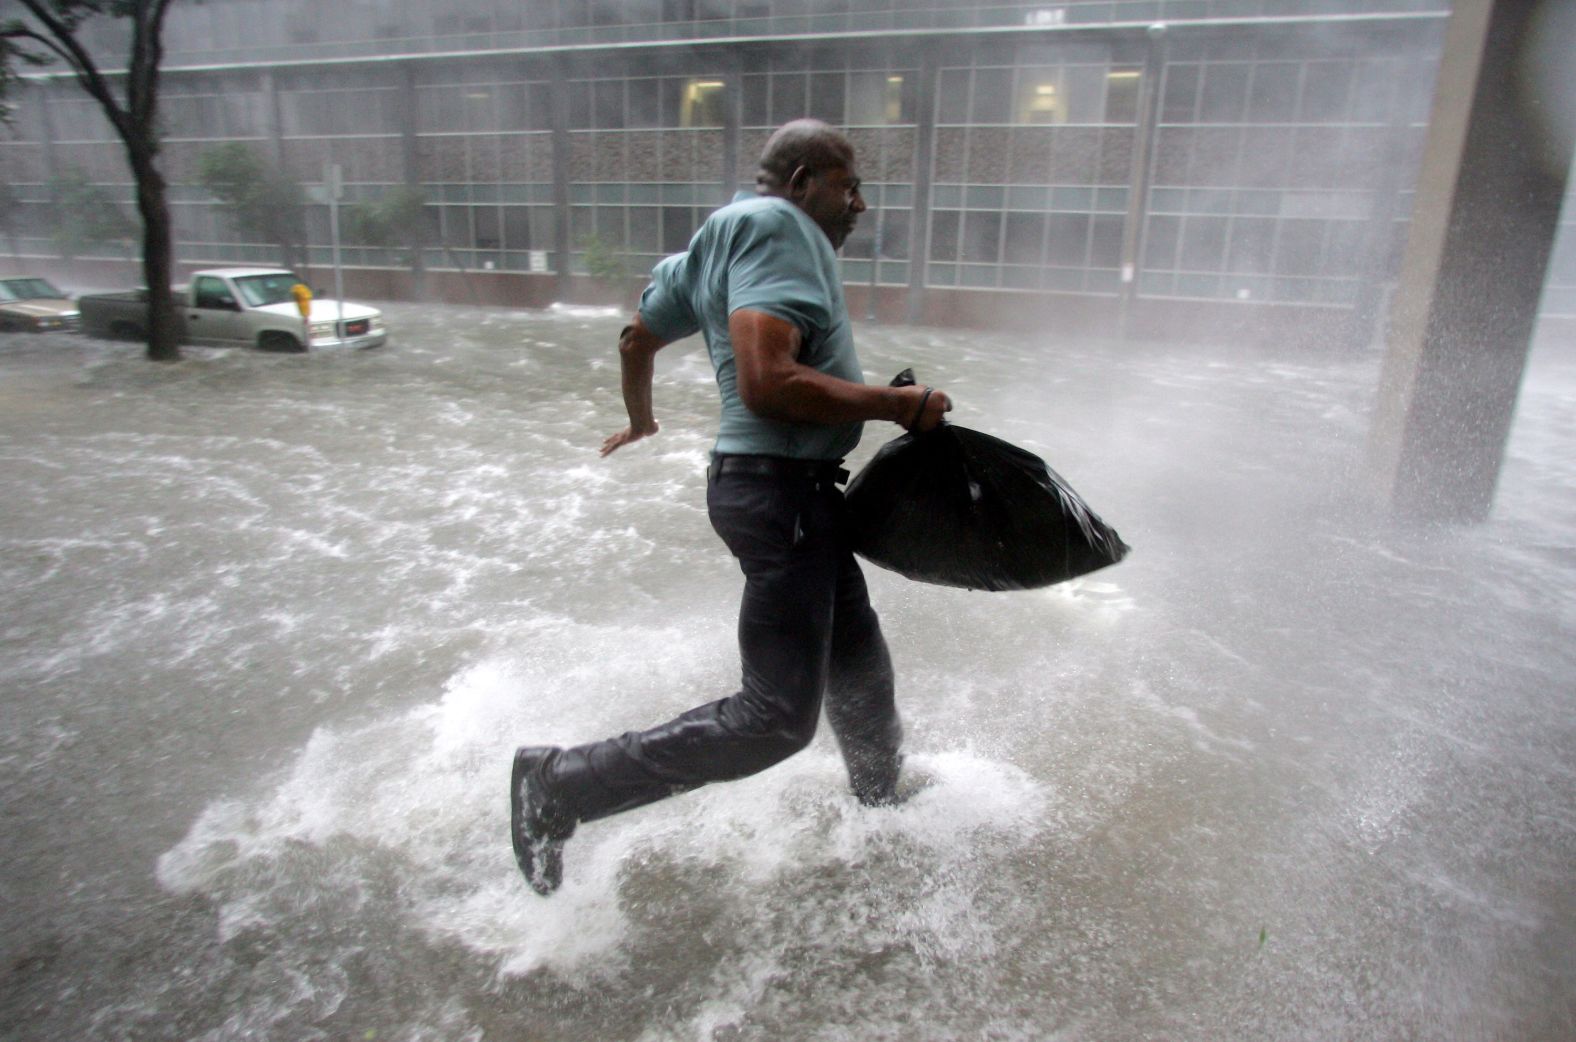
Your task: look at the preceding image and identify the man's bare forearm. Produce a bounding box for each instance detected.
[618,320,664,434]
[729,309,949,431]
[745,363,921,426]
[601,316,669,457]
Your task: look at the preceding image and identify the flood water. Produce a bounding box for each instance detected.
[2,303,1573,1041]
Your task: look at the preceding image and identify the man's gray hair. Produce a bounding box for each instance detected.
[756,119,855,191]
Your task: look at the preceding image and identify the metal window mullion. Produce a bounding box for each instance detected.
[722,55,742,202]
[905,43,939,323]
[36,84,63,239]
[1038,189,1054,273]
[1291,56,1311,128]
[1120,24,1165,313]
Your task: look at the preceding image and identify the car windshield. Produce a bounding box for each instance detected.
[0,278,66,300]
[232,273,301,308]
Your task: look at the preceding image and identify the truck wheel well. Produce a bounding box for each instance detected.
[258,331,304,353]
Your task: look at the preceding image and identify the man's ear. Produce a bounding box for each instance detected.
[787,165,811,198]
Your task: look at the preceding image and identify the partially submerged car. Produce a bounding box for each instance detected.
[78,268,387,351]
[0,277,80,332]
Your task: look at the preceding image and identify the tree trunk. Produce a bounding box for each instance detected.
[128,138,180,362]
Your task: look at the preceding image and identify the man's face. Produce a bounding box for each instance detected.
[792,162,866,250]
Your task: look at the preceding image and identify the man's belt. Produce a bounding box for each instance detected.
[708,453,849,487]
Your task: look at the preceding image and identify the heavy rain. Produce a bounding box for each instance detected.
[2,2,1574,1041]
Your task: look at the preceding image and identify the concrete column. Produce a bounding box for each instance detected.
[261,69,285,168]
[549,54,574,300]
[395,63,429,300]
[1365,0,1572,522]
[397,65,420,192]
[905,45,940,326]
[721,52,743,204]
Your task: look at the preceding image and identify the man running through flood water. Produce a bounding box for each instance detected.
[511,119,952,895]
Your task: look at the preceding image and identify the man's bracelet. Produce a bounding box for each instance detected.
[910,386,934,429]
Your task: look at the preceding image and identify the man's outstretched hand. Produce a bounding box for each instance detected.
[600,422,659,457]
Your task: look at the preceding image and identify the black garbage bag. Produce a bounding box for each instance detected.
[844,371,1130,591]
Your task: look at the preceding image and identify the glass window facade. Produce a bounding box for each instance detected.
[561,67,731,278]
[927,41,1144,295]
[6,0,1574,326]
[123,0,1450,66]
[409,70,557,273]
[1139,42,1437,306]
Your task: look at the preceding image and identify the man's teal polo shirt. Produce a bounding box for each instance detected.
[638,192,865,462]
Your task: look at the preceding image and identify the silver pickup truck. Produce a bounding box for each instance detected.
[78,267,387,351]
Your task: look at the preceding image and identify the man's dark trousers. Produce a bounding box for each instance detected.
[545,455,904,820]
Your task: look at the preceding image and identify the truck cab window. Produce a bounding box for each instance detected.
[194,278,237,310]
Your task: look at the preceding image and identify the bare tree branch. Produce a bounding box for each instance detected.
[15,0,131,140]
[2,25,77,71]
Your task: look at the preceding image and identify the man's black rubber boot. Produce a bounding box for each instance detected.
[511,746,577,895]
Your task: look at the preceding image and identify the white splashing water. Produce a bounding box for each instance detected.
[4,305,1574,1041]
